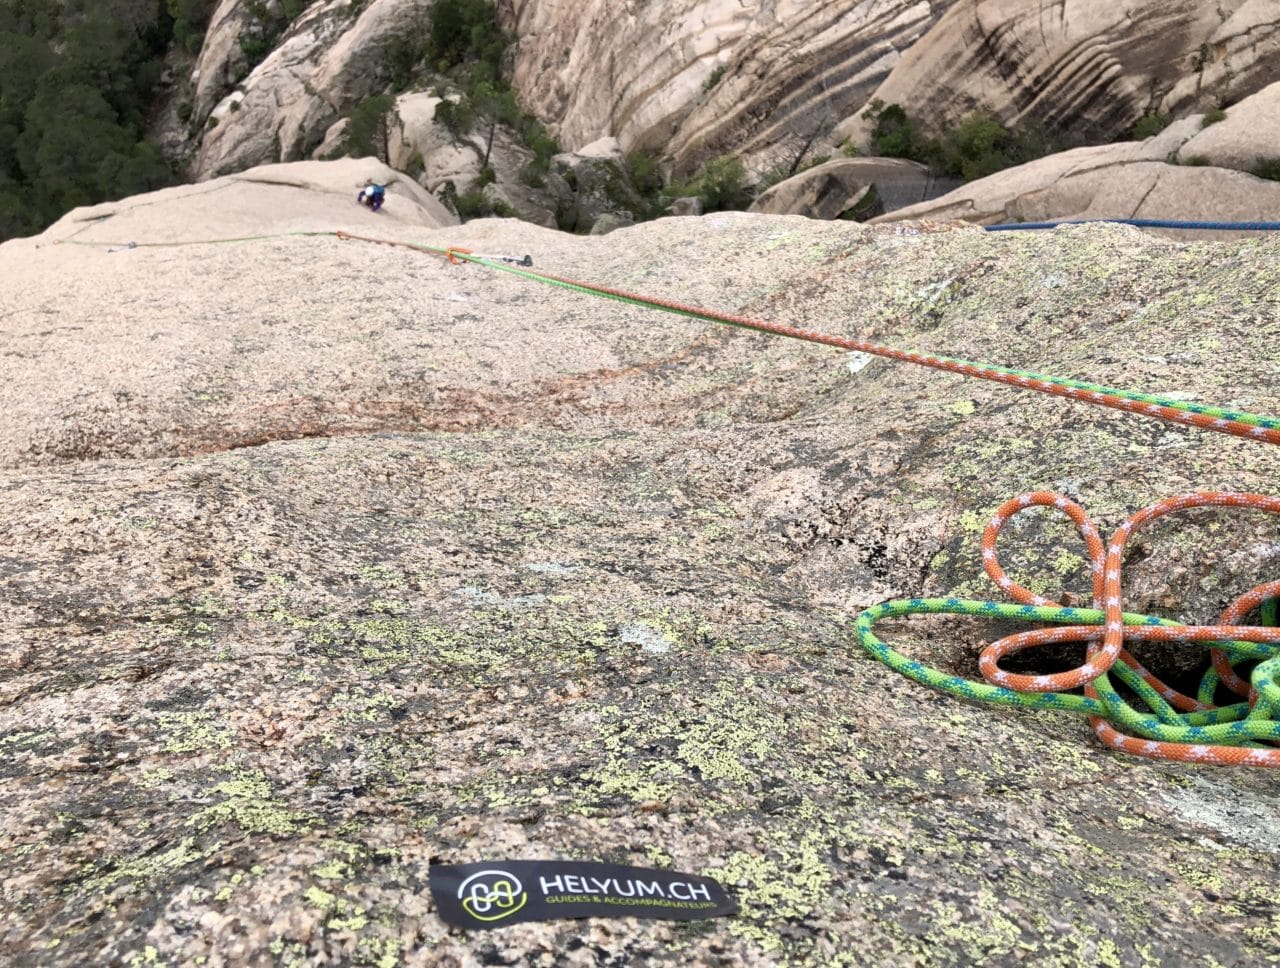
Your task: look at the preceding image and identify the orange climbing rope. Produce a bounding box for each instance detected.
[80,226,1280,765]
[333,230,1280,447]
[364,233,1278,767]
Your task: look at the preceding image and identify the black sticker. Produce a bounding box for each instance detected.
[429,860,738,930]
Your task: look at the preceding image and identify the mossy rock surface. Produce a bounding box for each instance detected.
[2,189,1280,965]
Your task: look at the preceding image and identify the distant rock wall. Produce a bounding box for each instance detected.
[1162,0,1280,117]
[839,0,1280,141]
[192,0,434,180]
[504,0,959,176]
[168,0,1280,221]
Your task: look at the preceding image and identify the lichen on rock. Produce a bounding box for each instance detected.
[1,173,1279,964]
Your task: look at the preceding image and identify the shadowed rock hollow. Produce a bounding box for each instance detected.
[2,163,1280,965]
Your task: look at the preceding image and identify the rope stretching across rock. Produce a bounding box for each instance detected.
[349,233,1279,768]
[334,231,1280,446]
[984,218,1280,233]
[69,226,1280,766]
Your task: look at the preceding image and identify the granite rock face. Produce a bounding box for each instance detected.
[1162,0,1280,117]
[167,0,1280,225]
[843,0,1280,142]
[506,0,959,176]
[387,91,558,229]
[191,0,436,180]
[875,110,1280,231]
[2,168,1280,964]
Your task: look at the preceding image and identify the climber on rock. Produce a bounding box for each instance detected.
[357,183,386,212]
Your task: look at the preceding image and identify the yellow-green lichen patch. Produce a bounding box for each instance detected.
[81,837,206,894]
[138,767,175,788]
[0,729,57,752]
[156,712,235,755]
[187,771,313,836]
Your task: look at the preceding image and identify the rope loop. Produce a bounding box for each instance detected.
[857,492,1280,766]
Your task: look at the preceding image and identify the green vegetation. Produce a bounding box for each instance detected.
[689,154,751,211]
[1203,107,1228,126]
[425,0,506,73]
[1130,112,1171,140]
[168,0,216,53]
[869,102,924,159]
[409,0,559,217]
[0,0,176,240]
[863,100,1062,182]
[454,187,515,219]
[343,94,396,161]
[660,154,751,213]
[438,176,515,220]
[1251,158,1280,182]
[428,0,558,174]
[625,151,663,196]
[239,0,307,69]
[842,183,882,221]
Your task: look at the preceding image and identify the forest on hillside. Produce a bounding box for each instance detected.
[0,0,515,240]
[0,0,207,240]
[0,0,566,240]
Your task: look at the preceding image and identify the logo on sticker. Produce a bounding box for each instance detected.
[458,870,528,923]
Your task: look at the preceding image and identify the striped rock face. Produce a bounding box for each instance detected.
[175,0,1279,223]
[505,0,959,175]
[851,0,1280,140]
[506,0,1278,176]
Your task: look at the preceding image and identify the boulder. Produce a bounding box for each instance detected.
[587,211,633,235]
[874,117,1280,234]
[548,139,648,233]
[666,196,704,217]
[749,158,934,219]
[1176,80,1280,171]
